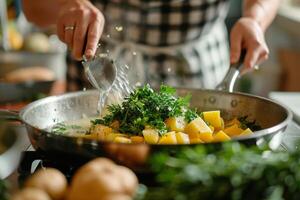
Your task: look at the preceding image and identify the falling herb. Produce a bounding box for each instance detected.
[92,84,198,135]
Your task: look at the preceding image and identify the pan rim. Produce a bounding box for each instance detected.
[19,88,293,144]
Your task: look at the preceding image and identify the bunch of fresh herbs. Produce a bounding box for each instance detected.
[92,85,198,135]
[142,142,300,200]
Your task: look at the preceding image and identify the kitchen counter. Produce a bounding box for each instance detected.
[269,92,300,125]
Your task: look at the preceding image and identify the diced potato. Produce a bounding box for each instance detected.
[198,132,213,143]
[190,137,203,144]
[91,124,113,140]
[159,131,177,144]
[130,136,145,144]
[175,132,190,144]
[213,130,231,142]
[114,136,131,143]
[223,124,244,136]
[226,118,241,127]
[184,117,212,139]
[142,129,159,144]
[240,128,253,136]
[203,111,222,129]
[110,120,120,130]
[165,117,186,132]
[104,133,128,142]
[209,125,215,132]
[105,133,128,141]
[79,134,97,140]
[220,118,225,130]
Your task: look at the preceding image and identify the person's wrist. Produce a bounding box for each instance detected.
[243,2,266,32]
[238,17,265,33]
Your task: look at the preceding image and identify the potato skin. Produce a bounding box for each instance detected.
[24,168,68,200]
[67,158,138,200]
[4,66,54,83]
[11,188,51,200]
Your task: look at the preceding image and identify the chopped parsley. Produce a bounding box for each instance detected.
[238,116,262,131]
[92,84,198,135]
[52,122,88,135]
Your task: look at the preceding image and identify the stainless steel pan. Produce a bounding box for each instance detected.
[0,55,292,169]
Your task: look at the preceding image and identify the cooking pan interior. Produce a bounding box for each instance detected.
[20,89,290,136]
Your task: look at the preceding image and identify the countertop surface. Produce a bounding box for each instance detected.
[269,92,300,127]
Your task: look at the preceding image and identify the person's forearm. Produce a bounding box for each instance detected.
[243,0,281,32]
[22,0,63,27]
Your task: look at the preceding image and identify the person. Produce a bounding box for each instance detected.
[22,0,280,91]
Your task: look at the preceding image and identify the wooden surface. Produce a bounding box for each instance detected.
[278,48,300,91]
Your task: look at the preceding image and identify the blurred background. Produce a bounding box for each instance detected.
[0,0,299,109]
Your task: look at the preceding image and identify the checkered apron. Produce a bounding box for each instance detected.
[67,0,230,91]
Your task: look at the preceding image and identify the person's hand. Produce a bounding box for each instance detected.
[230,17,269,74]
[56,0,104,60]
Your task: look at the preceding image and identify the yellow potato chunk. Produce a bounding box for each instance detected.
[209,125,215,132]
[91,125,113,140]
[240,128,253,136]
[175,132,190,144]
[165,117,186,132]
[198,132,213,143]
[226,118,241,127]
[142,129,159,144]
[110,120,120,130]
[105,133,128,142]
[223,124,244,136]
[215,118,225,132]
[203,111,222,129]
[159,131,177,144]
[184,117,212,139]
[114,136,131,143]
[79,134,98,140]
[190,137,203,144]
[213,131,231,142]
[130,136,145,144]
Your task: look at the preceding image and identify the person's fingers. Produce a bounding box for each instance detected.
[240,42,268,76]
[84,19,104,59]
[257,45,269,65]
[64,23,76,48]
[230,30,242,64]
[72,18,89,60]
[244,43,261,70]
[56,20,65,43]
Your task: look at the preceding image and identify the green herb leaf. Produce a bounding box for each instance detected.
[238,116,262,131]
[92,84,195,135]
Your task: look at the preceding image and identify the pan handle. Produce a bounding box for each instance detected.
[0,109,21,121]
[216,50,246,92]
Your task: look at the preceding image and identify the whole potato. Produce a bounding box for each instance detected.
[24,168,67,200]
[4,66,55,83]
[67,158,138,200]
[23,32,50,53]
[11,188,51,200]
